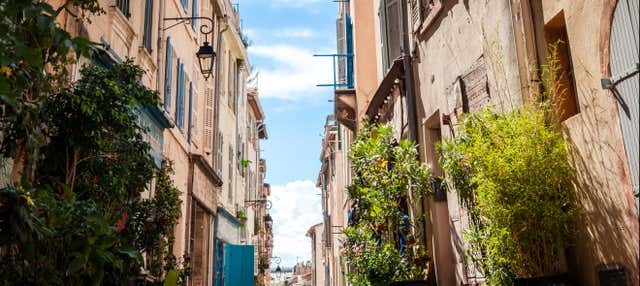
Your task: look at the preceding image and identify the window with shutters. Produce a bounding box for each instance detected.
[379,0,402,71]
[188,82,198,144]
[544,11,579,122]
[228,54,236,113]
[216,132,224,174]
[204,88,214,153]
[237,134,242,172]
[409,0,435,31]
[142,0,153,53]
[181,0,189,12]
[164,38,174,112]
[175,62,187,132]
[336,16,346,85]
[228,145,234,201]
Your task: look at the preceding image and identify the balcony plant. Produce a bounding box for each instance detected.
[439,108,576,284]
[237,209,248,225]
[438,42,578,286]
[343,122,433,286]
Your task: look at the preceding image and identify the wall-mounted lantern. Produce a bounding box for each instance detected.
[164,16,217,79]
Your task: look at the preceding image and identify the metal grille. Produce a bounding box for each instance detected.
[410,0,421,30]
[116,0,130,17]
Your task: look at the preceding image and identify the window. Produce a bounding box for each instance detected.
[410,0,435,30]
[188,82,195,143]
[544,11,579,122]
[228,146,234,201]
[142,0,153,52]
[116,0,130,17]
[181,0,189,12]
[237,134,243,172]
[175,61,186,132]
[379,0,402,71]
[204,88,214,152]
[228,54,236,112]
[336,16,346,85]
[216,132,224,174]
[191,0,198,31]
[164,38,174,112]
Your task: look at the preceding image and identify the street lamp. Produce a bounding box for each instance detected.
[196,41,215,79]
[163,16,217,79]
[264,214,273,226]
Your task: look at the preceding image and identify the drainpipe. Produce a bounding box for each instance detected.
[212,14,228,284]
[213,17,228,165]
[185,157,195,285]
[156,0,165,96]
[401,0,419,143]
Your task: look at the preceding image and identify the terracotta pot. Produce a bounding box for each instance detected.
[514,273,571,286]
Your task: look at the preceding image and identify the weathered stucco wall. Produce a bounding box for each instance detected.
[537,1,639,284]
[413,0,523,284]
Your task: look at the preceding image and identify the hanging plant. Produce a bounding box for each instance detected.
[343,122,433,286]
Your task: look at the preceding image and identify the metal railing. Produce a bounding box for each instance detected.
[116,0,130,17]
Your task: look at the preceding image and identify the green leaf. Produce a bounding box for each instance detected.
[163,270,179,286]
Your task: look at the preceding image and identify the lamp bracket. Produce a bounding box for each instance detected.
[163,16,215,41]
[245,199,272,209]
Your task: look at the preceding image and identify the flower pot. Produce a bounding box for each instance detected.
[389,280,428,286]
[514,273,571,286]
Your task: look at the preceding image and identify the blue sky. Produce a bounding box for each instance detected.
[239,0,336,267]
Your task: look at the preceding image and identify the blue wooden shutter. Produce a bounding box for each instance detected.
[176,63,186,132]
[191,0,198,30]
[142,0,153,52]
[175,59,182,128]
[346,14,354,88]
[181,0,188,12]
[188,82,194,142]
[164,38,174,112]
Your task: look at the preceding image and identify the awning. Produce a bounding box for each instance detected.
[365,57,405,119]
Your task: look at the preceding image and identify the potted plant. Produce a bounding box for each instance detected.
[342,123,434,286]
[438,106,576,285]
[236,209,247,225]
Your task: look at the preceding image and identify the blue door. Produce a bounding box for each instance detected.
[223,244,255,286]
[214,240,224,286]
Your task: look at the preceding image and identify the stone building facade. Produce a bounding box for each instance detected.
[306,223,326,286]
[325,0,639,285]
[49,0,271,285]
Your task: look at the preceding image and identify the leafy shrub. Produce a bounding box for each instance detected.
[439,107,576,285]
[343,122,433,285]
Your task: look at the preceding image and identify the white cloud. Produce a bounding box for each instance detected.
[270,180,322,267]
[248,44,333,101]
[274,28,316,39]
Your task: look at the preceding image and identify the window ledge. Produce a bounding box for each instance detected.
[417,1,443,36]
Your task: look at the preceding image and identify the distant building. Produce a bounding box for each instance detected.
[306,223,326,286]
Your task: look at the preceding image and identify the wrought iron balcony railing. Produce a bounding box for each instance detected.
[116,0,130,18]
